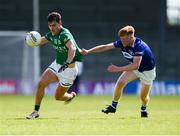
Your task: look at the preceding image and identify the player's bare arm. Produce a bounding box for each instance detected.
[66,40,76,63]
[58,40,76,72]
[81,43,115,55]
[107,56,142,72]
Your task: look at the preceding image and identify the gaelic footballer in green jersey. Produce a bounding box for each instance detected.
[26,12,82,119]
[45,27,82,65]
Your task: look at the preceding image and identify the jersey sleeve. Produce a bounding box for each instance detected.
[113,40,122,48]
[45,32,51,41]
[60,32,72,44]
[134,44,145,56]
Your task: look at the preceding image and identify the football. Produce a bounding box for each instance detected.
[25,31,41,46]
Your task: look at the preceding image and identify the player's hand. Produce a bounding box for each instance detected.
[81,48,89,55]
[58,62,70,73]
[107,64,121,73]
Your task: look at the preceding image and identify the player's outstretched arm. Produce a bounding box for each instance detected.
[81,43,115,55]
[39,37,49,46]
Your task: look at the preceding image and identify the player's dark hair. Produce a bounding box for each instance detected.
[47,12,62,23]
[118,25,135,37]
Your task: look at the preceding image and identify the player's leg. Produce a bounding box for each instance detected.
[55,85,76,102]
[26,69,58,119]
[140,82,151,106]
[113,71,138,101]
[55,65,78,103]
[139,82,152,117]
[102,71,138,114]
[35,69,58,106]
[68,76,80,94]
[137,68,156,117]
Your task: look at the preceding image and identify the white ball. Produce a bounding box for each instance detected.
[25,31,41,46]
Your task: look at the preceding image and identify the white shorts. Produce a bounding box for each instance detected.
[133,68,156,85]
[47,60,78,87]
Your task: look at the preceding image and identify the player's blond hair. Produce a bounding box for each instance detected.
[118,25,135,37]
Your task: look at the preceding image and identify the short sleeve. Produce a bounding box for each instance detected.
[134,45,145,56]
[61,32,71,44]
[113,40,122,48]
[45,32,51,41]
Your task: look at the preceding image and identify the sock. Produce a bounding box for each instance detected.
[34,105,40,112]
[111,101,118,109]
[141,105,147,112]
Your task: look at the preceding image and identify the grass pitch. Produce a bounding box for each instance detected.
[0,95,180,135]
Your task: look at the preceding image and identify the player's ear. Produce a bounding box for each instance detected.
[59,20,62,25]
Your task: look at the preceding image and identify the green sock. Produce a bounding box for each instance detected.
[34,105,40,112]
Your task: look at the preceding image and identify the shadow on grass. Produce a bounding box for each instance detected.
[6,117,61,120]
[87,116,138,120]
[117,116,138,119]
[7,116,138,120]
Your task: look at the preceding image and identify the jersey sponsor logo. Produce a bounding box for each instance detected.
[50,37,62,45]
[122,51,133,59]
[53,39,61,45]
[129,50,134,56]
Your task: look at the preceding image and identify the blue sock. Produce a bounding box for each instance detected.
[111,101,118,109]
[141,105,147,111]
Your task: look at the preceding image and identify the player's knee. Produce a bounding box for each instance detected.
[117,79,127,87]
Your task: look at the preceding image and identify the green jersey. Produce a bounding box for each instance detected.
[45,27,83,65]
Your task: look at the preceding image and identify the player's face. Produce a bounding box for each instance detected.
[48,21,61,35]
[120,35,134,47]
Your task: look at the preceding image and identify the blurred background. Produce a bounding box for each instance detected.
[0,0,180,95]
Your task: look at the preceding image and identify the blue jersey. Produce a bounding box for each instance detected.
[113,37,155,72]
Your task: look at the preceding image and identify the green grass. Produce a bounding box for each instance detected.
[0,95,180,135]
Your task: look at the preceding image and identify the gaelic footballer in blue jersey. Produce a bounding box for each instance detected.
[81,25,156,117]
